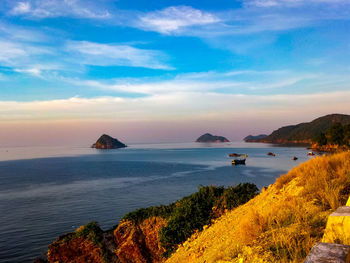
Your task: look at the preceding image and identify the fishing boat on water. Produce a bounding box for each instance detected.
[232,158,246,165]
[229,153,248,157]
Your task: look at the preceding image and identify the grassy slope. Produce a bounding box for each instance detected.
[167,152,350,263]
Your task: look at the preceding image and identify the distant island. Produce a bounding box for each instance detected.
[245,114,350,146]
[91,134,127,149]
[196,133,229,143]
[243,134,268,142]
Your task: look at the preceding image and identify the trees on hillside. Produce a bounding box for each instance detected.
[314,122,350,146]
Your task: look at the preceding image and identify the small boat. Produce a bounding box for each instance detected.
[292,156,298,161]
[267,152,276,157]
[229,153,248,158]
[232,159,246,165]
[308,152,315,156]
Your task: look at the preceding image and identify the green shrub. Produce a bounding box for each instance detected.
[159,183,258,256]
[121,183,258,257]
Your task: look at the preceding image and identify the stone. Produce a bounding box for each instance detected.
[304,242,350,263]
[322,206,350,244]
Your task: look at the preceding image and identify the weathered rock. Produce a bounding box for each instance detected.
[44,217,168,263]
[114,217,167,263]
[47,222,119,263]
[304,242,350,263]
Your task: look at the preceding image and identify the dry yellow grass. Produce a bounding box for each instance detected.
[166,152,350,263]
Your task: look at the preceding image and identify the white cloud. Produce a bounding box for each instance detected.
[0,39,52,67]
[137,6,220,34]
[66,41,173,70]
[67,69,317,95]
[130,2,350,41]
[12,64,61,77]
[9,0,111,19]
[11,1,31,14]
[14,67,42,76]
[0,41,27,63]
[0,23,49,42]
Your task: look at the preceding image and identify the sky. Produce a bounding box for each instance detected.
[0,0,350,146]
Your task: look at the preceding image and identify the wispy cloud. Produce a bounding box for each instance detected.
[244,0,349,8]
[0,90,349,122]
[9,0,111,19]
[0,22,50,42]
[65,41,173,70]
[0,28,173,77]
[65,69,319,96]
[0,40,52,66]
[136,6,220,34]
[131,1,350,41]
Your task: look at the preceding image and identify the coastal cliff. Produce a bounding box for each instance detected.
[41,184,258,262]
[45,218,166,263]
[47,222,118,263]
[114,217,167,263]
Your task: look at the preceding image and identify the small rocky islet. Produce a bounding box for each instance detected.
[195,133,229,143]
[91,134,127,149]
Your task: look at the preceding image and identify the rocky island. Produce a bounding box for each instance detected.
[92,134,127,149]
[243,134,268,142]
[196,133,229,143]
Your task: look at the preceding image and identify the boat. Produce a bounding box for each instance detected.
[267,152,276,156]
[292,156,298,161]
[308,152,315,156]
[229,153,248,157]
[232,159,246,165]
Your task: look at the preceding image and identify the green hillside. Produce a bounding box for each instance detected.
[253,114,350,144]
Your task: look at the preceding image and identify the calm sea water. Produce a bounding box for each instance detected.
[0,142,311,263]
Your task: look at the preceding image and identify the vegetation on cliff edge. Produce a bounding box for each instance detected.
[122,183,259,257]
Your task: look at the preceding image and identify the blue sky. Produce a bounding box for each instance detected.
[0,0,350,145]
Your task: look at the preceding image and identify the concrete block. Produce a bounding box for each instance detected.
[322,206,350,245]
[346,196,350,206]
[304,242,350,263]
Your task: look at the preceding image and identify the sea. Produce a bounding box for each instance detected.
[0,142,312,263]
